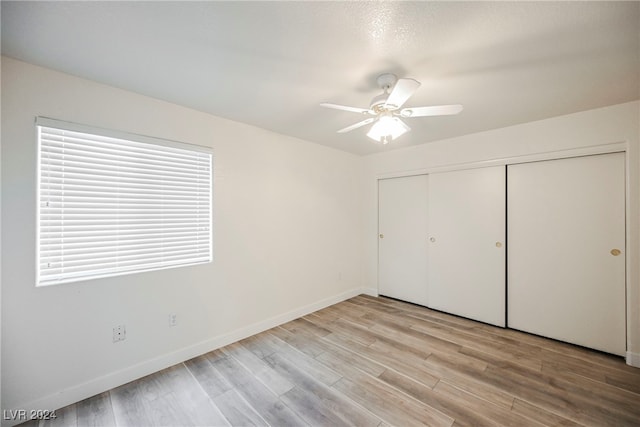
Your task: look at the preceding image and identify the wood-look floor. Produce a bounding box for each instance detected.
[21,295,640,426]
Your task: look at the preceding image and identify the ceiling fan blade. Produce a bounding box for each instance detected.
[320,103,372,114]
[400,104,464,118]
[337,117,376,133]
[384,78,421,109]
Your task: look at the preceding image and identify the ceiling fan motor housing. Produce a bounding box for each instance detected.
[370,93,389,113]
[371,73,401,113]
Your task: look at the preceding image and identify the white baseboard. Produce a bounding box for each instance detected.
[626,351,640,368]
[3,287,369,427]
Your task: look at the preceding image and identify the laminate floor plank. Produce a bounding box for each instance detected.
[283,317,332,337]
[367,296,478,329]
[332,370,454,427]
[280,386,351,427]
[456,336,545,371]
[26,295,639,427]
[239,331,283,359]
[604,372,640,395]
[209,350,308,427]
[348,296,403,314]
[351,294,405,309]
[369,322,491,375]
[419,352,516,409]
[302,313,377,348]
[322,317,378,346]
[482,364,639,426]
[314,337,387,377]
[305,308,340,323]
[433,381,545,427]
[264,332,343,387]
[538,347,640,381]
[324,300,374,319]
[76,392,116,427]
[324,332,440,388]
[326,305,380,328]
[109,379,151,427]
[376,369,497,427]
[486,355,640,421]
[159,364,230,427]
[369,317,463,354]
[222,342,295,396]
[110,364,228,427]
[212,389,268,427]
[358,300,527,363]
[265,351,382,426]
[411,319,544,371]
[510,398,584,427]
[269,325,327,358]
[183,354,233,399]
[540,362,640,417]
[369,337,433,366]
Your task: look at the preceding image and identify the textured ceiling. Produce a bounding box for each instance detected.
[2,1,639,155]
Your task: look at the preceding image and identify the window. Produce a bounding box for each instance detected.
[37,117,212,286]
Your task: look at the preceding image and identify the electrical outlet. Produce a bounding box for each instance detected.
[168,314,177,327]
[113,325,126,342]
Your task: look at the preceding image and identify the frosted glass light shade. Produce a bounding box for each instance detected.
[367,115,410,144]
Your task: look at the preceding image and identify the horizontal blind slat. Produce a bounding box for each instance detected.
[41,238,210,255]
[40,230,209,244]
[40,156,210,182]
[41,136,207,166]
[41,127,208,159]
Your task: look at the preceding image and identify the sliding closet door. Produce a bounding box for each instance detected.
[428,166,506,326]
[508,153,626,355]
[378,175,429,306]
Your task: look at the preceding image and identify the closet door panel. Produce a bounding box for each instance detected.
[428,166,506,326]
[378,175,429,306]
[507,153,626,355]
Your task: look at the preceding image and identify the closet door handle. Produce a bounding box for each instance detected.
[611,248,621,256]
[379,234,384,239]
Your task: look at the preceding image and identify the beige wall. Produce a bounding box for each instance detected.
[1,57,365,415]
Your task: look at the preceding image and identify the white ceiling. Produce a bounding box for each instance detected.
[2,1,639,155]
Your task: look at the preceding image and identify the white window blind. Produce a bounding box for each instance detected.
[37,117,212,286]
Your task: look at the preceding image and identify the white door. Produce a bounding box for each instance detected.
[507,153,626,356]
[378,175,429,306]
[428,166,506,327]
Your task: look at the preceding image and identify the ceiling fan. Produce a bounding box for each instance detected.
[321,73,463,144]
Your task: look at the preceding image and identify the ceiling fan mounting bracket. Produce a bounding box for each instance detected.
[376,73,398,91]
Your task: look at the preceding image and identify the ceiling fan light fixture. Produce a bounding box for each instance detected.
[367,114,409,143]
[320,73,462,144]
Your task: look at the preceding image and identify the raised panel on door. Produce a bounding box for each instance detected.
[507,153,626,356]
[378,175,429,306]
[428,166,506,327]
